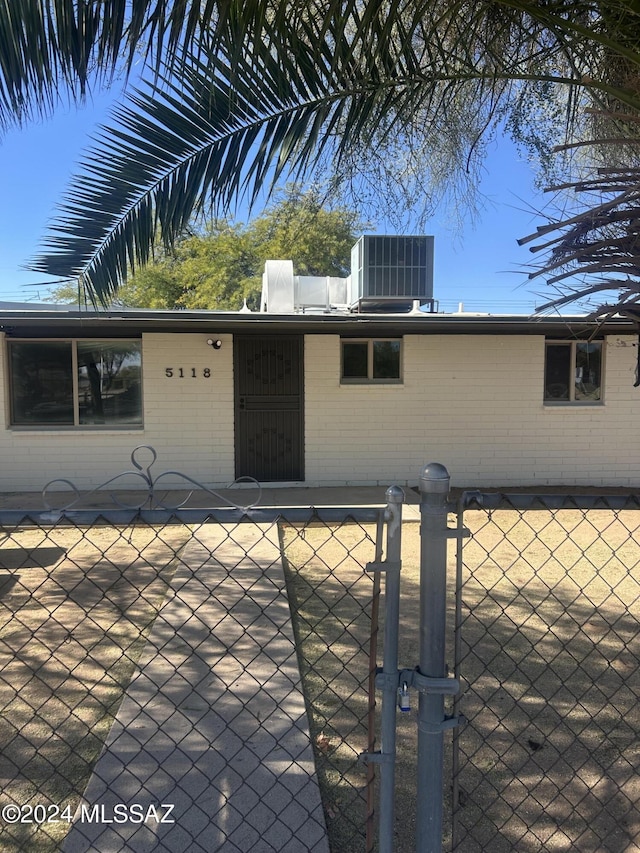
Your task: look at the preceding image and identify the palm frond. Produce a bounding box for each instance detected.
[0,0,231,131]
[523,157,640,315]
[3,0,640,133]
[24,0,640,305]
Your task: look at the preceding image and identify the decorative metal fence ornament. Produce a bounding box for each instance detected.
[41,445,262,513]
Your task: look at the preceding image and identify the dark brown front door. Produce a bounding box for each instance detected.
[234,335,304,481]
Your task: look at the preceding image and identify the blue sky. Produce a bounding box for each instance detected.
[0,86,554,312]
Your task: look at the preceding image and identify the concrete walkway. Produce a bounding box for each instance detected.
[62,523,330,853]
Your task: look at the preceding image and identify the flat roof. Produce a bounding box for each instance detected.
[0,307,635,337]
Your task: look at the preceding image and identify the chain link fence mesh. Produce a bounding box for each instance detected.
[0,515,186,853]
[10,488,639,853]
[0,509,378,853]
[452,495,640,853]
[279,516,379,852]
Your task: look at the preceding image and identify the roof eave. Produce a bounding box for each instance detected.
[0,309,636,337]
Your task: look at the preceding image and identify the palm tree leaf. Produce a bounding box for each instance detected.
[3,0,640,133]
[0,0,232,131]
[23,0,640,306]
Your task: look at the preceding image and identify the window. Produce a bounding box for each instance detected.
[9,340,143,426]
[341,339,402,383]
[544,341,602,403]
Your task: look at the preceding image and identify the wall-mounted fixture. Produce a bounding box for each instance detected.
[207,339,223,349]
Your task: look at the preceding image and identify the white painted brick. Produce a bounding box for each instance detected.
[0,333,235,490]
[304,333,640,487]
[2,330,640,491]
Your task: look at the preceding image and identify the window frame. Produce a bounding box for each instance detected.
[543,339,604,405]
[340,338,403,384]
[7,337,144,429]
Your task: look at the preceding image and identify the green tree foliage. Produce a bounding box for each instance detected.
[52,187,364,309]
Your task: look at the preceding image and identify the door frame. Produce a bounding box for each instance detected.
[233,334,305,482]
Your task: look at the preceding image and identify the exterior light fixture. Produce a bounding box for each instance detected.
[207,339,222,349]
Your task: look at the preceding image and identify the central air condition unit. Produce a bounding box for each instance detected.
[349,235,434,312]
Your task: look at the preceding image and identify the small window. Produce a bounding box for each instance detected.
[544,341,602,403]
[9,339,143,427]
[341,339,402,383]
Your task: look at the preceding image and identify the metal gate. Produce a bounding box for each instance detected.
[0,447,377,853]
[452,491,640,852]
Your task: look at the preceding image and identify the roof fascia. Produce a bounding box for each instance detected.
[0,310,636,337]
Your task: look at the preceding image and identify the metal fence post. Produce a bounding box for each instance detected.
[378,485,404,853]
[362,486,405,852]
[417,462,451,852]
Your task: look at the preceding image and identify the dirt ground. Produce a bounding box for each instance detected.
[1,504,638,853]
[281,504,640,853]
[454,506,640,853]
[0,521,191,852]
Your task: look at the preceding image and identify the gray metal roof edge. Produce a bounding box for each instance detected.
[0,308,636,336]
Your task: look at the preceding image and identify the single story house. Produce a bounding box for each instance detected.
[0,235,637,491]
[0,299,638,492]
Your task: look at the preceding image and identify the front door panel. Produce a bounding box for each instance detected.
[234,336,304,481]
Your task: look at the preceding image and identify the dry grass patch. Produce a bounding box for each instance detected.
[279,519,378,853]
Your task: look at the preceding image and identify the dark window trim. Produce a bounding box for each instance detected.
[544,339,604,405]
[340,337,403,384]
[7,337,144,429]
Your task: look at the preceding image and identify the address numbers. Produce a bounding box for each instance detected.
[165,368,211,378]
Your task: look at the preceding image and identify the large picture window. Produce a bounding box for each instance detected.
[341,339,402,383]
[544,341,603,403]
[9,340,143,426]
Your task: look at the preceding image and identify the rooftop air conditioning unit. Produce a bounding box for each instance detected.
[349,235,434,312]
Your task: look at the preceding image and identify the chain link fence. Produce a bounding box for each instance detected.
[0,507,380,853]
[5,480,640,853]
[279,515,380,852]
[452,494,640,853]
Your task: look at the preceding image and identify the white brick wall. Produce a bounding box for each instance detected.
[304,333,640,487]
[1,329,638,491]
[0,333,235,491]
